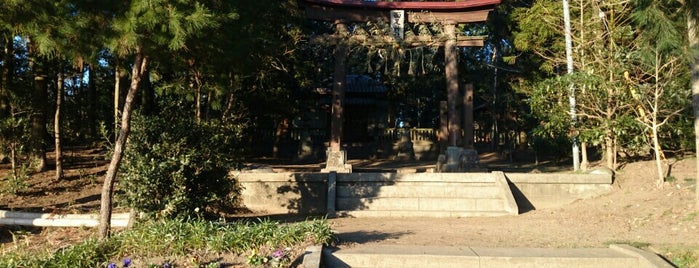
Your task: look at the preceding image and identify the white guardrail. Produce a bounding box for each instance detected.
[0,210,130,227]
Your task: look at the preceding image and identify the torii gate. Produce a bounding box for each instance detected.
[301,0,501,173]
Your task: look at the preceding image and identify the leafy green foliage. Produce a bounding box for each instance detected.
[0,113,40,179]
[512,0,565,74]
[109,0,218,56]
[1,164,29,194]
[119,104,243,219]
[510,0,696,165]
[0,218,334,267]
[0,116,30,157]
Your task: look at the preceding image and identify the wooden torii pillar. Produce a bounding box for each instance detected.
[301,0,500,172]
[444,21,460,147]
[322,20,352,173]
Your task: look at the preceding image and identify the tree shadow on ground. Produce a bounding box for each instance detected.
[333,230,413,245]
[225,213,330,224]
[0,226,44,244]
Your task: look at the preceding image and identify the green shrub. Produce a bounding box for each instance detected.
[1,164,30,194]
[0,114,35,189]
[119,106,243,220]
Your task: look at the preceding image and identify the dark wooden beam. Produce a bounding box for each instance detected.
[304,5,493,23]
[407,9,491,24]
[312,34,485,47]
[302,0,501,10]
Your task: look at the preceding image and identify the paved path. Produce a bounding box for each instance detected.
[321,216,677,267]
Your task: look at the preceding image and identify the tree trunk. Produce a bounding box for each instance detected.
[613,137,618,169]
[195,86,202,123]
[114,61,121,138]
[189,59,203,123]
[140,69,154,115]
[651,50,665,188]
[10,145,17,178]
[222,72,236,123]
[73,75,83,139]
[604,128,614,169]
[688,12,699,211]
[54,70,64,181]
[580,142,589,171]
[0,36,12,116]
[1,39,14,175]
[273,118,289,158]
[87,64,97,138]
[98,49,147,240]
[27,37,48,172]
[223,91,235,123]
[651,120,664,188]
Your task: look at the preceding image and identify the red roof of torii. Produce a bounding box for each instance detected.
[302,0,502,10]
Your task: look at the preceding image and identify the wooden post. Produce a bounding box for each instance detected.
[463,83,474,149]
[439,101,448,151]
[322,20,352,173]
[326,172,337,215]
[444,21,460,147]
[330,21,348,152]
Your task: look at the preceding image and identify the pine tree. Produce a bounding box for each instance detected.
[686,0,699,210]
[98,0,220,239]
[630,0,689,187]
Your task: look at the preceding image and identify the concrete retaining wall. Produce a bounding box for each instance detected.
[235,171,613,216]
[505,173,613,211]
[236,173,328,214]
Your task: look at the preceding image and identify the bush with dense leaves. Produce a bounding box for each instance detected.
[119,108,243,219]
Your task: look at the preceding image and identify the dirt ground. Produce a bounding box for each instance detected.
[329,156,699,265]
[0,147,698,265]
[331,159,698,247]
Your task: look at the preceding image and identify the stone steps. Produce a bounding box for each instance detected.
[337,184,501,199]
[334,171,518,216]
[336,210,513,217]
[337,197,506,211]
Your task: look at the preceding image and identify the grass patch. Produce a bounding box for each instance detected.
[603,240,651,249]
[663,248,699,268]
[0,218,333,267]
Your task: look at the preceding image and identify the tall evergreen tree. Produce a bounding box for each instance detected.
[631,0,689,187]
[686,0,699,210]
[98,0,220,239]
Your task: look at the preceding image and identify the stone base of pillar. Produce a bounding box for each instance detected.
[436,147,483,172]
[321,149,352,173]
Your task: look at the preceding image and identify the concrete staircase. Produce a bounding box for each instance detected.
[334,171,518,217]
[316,245,673,268]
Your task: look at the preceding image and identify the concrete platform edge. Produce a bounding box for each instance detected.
[320,245,675,268]
[301,245,323,268]
[609,244,675,268]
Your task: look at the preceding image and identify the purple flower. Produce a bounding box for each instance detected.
[272,249,286,259]
[162,261,172,268]
[107,263,117,268]
[123,258,132,267]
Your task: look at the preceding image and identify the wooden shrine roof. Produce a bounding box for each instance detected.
[302,0,502,11]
